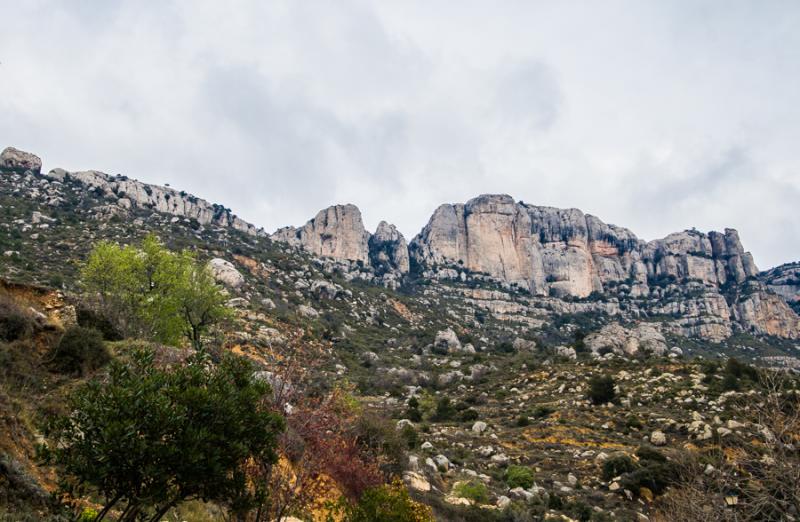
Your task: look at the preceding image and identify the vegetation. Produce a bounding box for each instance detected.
[336,479,433,521]
[47,326,110,376]
[82,234,229,349]
[505,465,535,489]
[587,375,616,405]
[41,348,285,521]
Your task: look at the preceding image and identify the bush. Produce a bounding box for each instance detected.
[533,405,555,418]
[460,408,479,422]
[452,481,489,504]
[619,462,675,495]
[0,294,35,342]
[342,479,433,521]
[76,307,123,341]
[635,446,667,463]
[400,425,419,449]
[588,375,616,405]
[515,415,530,427]
[48,326,110,376]
[432,397,456,421]
[601,455,637,481]
[505,465,535,489]
[42,348,285,519]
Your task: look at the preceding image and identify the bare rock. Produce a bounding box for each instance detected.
[1,147,42,174]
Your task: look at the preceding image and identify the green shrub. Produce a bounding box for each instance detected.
[77,507,98,522]
[505,465,535,489]
[431,397,456,421]
[400,425,419,449]
[588,375,616,405]
[533,405,555,418]
[619,462,675,495]
[601,455,637,480]
[515,415,530,427]
[460,408,479,422]
[48,326,110,376]
[635,445,667,463]
[76,307,123,341]
[341,479,433,521]
[452,481,489,504]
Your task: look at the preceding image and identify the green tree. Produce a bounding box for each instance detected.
[82,235,229,348]
[41,348,285,521]
[588,375,616,405]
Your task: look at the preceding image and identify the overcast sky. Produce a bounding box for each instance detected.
[1,1,799,268]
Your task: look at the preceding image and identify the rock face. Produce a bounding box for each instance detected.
[761,262,800,313]
[209,258,245,289]
[407,194,800,339]
[272,205,410,276]
[1,147,42,175]
[273,204,371,265]
[409,194,761,298]
[369,221,410,274]
[46,168,262,236]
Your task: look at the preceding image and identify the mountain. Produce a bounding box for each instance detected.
[3,145,800,521]
[272,194,800,343]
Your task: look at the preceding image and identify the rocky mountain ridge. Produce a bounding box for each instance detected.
[3,146,799,343]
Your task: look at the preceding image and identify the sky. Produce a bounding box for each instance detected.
[1,1,799,268]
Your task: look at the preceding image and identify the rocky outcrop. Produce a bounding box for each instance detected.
[369,221,410,274]
[272,204,371,265]
[760,262,800,312]
[585,322,668,357]
[272,205,410,278]
[1,147,42,175]
[209,258,245,289]
[45,168,262,236]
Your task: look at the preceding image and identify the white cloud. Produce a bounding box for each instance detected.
[0,0,798,267]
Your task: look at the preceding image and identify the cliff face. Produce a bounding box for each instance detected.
[409,194,761,299]
[272,205,410,276]
[408,194,798,339]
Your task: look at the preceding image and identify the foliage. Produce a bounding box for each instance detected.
[336,479,433,522]
[452,480,490,504]
[0,293,35,342]
[432,396,456,421]
[47,326,110,376]
[81,235,229,348]
[587,375,616,405]
[505,465,535,489]
[41,348,285,521]
[601,455,637,481]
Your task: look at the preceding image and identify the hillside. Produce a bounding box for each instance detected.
[1,146,799,521]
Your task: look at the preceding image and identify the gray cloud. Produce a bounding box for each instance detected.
[0,1,798,268]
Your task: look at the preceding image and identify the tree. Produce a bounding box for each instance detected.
[82,235,229,349]
[588,375,616,405]
[41,348,285,521]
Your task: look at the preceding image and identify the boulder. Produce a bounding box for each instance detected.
[208,258,245,289]
[1,147,42,174]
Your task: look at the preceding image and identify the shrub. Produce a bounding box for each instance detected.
[0,294,35,342]
[432,397,456,421]
[635,446,667,463]
[505,465,535,489]
[460,408,479,422]
[76,307,122,341]
[452,481,489,504]
[48,326,110,376]
[42,348,285,519]
[601,455,637,480]
[342,479,433,521]
[516,415,530,427]
[533,405,555,418]
[620,462,675,495]
[588,375,616,405]
[400,425,419,449]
